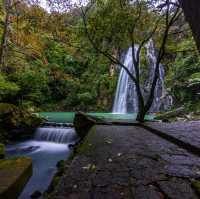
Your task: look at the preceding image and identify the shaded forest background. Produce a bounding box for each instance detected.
[0,0,200,113]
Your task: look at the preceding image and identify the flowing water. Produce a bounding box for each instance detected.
[35,127,77,143]
[6,126,78,199]
[113,40,172,114]
[113,46,139,113]
[145,40,173,112]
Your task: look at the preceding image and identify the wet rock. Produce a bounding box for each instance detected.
[0,143,5,159]
[7,146,40,154]
[31,190,42,198]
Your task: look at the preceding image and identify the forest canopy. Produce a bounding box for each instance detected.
[0,0,199,114]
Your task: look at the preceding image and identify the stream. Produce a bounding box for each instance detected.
[6,126,78,199]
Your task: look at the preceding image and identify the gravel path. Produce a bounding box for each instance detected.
[50,125,200,199]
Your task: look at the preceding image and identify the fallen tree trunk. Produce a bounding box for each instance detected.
[155,107,185,120]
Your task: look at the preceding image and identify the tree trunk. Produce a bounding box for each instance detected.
[136,105,146,122]
[135,83,145,122]
[0,0,10,68]
[179,0,200,52]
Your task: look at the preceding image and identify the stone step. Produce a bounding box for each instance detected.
[0,157,32,199]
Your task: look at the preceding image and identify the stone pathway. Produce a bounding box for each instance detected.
[49,124,200,199]
[146,121,200,151]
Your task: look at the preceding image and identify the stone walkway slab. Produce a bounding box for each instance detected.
[144,121,200,156]
[49,125,200,199]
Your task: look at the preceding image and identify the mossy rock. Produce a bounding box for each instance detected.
[0,103,17,115]
[192,180,200,196]
[0,103,43,129]
[0,157,32,199]
[45,160,66,195]
[0,144,5,159]
[0,103,43,141]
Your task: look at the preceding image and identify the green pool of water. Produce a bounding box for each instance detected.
[39,112,154,123]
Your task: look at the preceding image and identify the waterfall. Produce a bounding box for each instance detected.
[35,127,77,144]
[145,40,173,112]
[112,46,139,113]
[113,40,172,114]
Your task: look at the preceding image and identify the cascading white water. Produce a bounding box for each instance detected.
[35,127,77,143]
[113,40,172,114]
[145,39,173,112]
[112,46,139,113]
[7,125,76,199]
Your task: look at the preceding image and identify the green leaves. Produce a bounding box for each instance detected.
[0,74,19,101]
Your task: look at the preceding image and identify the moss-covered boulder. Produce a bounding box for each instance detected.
[0,103,43,129]
[0,144,5,159]
[0,103,43,141]
[0,157,32,199]
[192,180,200,196]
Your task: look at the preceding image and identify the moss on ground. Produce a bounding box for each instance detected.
[0,157,32,199]
[76,126,97,156]
[0,144,4,159]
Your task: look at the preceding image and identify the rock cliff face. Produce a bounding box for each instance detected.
[113,40,172,114]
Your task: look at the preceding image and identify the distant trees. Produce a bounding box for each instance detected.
[0,1,116,111]
[46,0,183,122]
[0,0,11,67]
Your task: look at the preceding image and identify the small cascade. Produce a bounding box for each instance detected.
[35,127,77,144]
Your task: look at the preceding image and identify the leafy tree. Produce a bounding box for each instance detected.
[0,73,19,101]
[60,0,181,121]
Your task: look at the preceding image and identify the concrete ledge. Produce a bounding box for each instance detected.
[0,157,32,199]
[74,113,200,157]
[74,112,111,139]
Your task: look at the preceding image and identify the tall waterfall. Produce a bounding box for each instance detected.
[113,40,172,114]
[145,40,173,112]
[113,46,139,113]
[35,127,77,144]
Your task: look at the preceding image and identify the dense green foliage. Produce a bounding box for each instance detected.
[0,2,117,113]
[166,36,200,110]
[0,0,199,124]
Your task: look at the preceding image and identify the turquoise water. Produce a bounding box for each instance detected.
[39,112,154,123]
